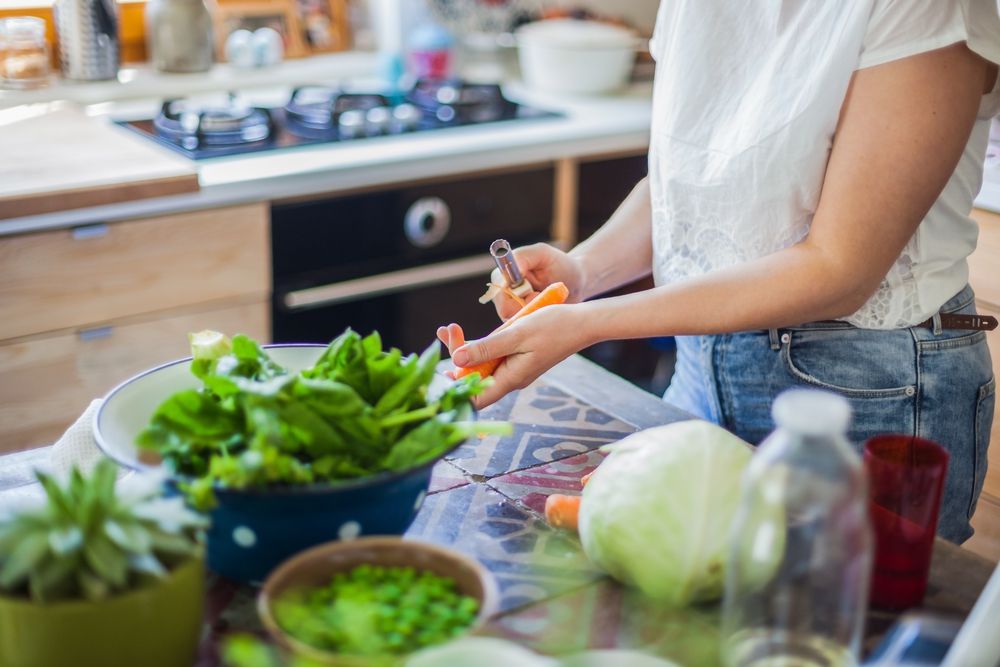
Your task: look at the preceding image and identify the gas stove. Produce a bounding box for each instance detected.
[119,80,559,160]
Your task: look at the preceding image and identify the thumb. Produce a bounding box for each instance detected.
[452,328,520,367]
[511,243,551,278]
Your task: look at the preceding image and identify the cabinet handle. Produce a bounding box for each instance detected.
[79,326,114,341]
[283,254,496,310]
[71,224,109,240]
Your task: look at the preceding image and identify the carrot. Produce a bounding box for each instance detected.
[545,494,582,531]
[453,281,571,379]
[580,471,593,488]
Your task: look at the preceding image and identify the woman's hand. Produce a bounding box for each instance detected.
[448,304,593,408]
[489,243,587,320]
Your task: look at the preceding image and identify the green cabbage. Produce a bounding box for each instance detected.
[578,421,755,607]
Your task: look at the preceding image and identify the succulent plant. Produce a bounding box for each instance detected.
[0,460,206,603]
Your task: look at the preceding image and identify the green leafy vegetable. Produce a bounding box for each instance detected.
[138,329,510,509]
[274,565,479,657]
[578,421,775,607]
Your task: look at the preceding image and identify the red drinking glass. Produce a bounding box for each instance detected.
[864,435,949,610]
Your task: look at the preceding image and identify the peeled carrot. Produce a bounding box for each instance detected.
[453,281,571,379]
[545,494,582,532]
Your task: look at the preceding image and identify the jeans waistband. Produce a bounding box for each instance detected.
[781,285,977,333]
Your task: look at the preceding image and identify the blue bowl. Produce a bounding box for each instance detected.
[94,345,463,583]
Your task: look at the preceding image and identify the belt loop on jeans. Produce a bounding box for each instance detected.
[932,311,943,336]
[768,328,780,351]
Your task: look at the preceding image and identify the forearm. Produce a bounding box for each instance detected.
[577,239,870,342]
[569,176,654,300]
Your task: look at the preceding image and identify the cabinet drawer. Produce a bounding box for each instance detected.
[970,208,1000,310]
[0,203,270,340]
[0,299,269,453]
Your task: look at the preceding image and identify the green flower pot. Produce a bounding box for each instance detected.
[0,555,204,667]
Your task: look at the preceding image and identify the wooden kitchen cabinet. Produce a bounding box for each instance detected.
[966,207,1000,561]
[0,203,270,341]
[0,298,269,454]
[0,203,272,453]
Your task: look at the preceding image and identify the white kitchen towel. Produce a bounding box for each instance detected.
[47,398,112,476]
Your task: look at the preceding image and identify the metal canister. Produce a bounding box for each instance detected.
[54,0,119,81]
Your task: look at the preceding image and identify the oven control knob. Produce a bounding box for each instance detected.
[404,197,451,248]
[338,109,366,139]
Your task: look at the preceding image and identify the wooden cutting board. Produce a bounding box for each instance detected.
[0,103,199,220]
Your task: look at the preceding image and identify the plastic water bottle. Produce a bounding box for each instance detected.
[721,389,873,667]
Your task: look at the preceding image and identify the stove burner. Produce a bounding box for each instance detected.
[406,79,516,125]
[284,86,391,133]
[119,79,560,160]
[153,98,274,150]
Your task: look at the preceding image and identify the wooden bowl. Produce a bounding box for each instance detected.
[258,537,500,666]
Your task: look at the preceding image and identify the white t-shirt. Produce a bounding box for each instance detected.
[647,0,1000,329]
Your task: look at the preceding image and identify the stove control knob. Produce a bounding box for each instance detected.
[366,106,392,135]
[392,103,422,132]
[404,197,451,248]
[338,109,366,139]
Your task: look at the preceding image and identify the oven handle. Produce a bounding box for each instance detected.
[283,254,498,310]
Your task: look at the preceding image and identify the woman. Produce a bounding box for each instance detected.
[439,0,1000,543]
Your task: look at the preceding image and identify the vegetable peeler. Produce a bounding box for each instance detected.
[489,239,534,300]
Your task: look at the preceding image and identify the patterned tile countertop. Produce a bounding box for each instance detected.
[190,356,996,666]
[0,355,994,665]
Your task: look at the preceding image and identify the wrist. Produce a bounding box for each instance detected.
[567,245,598,301]
[569,299,606,349]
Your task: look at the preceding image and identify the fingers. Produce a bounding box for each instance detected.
[489,243,556,321]
[511,243,552,275]
[471,353,533,409]
[436,323,467,357]
[448,323,466,348]
[452,327,520,368]
[496,290,537,321]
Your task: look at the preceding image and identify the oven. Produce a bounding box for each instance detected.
[270,166,555,353]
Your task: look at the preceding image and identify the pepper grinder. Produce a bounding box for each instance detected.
[54,0,119,81]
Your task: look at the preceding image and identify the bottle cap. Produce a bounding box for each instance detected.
[771,388,851,436]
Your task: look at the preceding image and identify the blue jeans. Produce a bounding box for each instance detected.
[664,285,995,543]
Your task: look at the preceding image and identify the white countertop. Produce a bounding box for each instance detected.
[0,78,654,237]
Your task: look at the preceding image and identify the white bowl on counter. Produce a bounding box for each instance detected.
[515,19,642,96]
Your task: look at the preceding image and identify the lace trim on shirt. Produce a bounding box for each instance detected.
[651,187,925,330]
[844,241,922,329]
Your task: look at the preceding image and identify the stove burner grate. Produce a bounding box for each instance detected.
[153,98,275,150]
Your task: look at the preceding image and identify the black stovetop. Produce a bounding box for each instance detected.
[118,80,560,160]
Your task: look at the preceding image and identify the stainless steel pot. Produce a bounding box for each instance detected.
[54,0,119,81]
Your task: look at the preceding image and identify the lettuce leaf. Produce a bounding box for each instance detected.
[138,329,509,509]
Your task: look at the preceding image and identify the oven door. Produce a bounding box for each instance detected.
[270,166,555,353]
[275,255,508,353]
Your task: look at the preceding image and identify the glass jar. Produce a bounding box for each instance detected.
[0,17,50,90]
[721,389,873,667]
